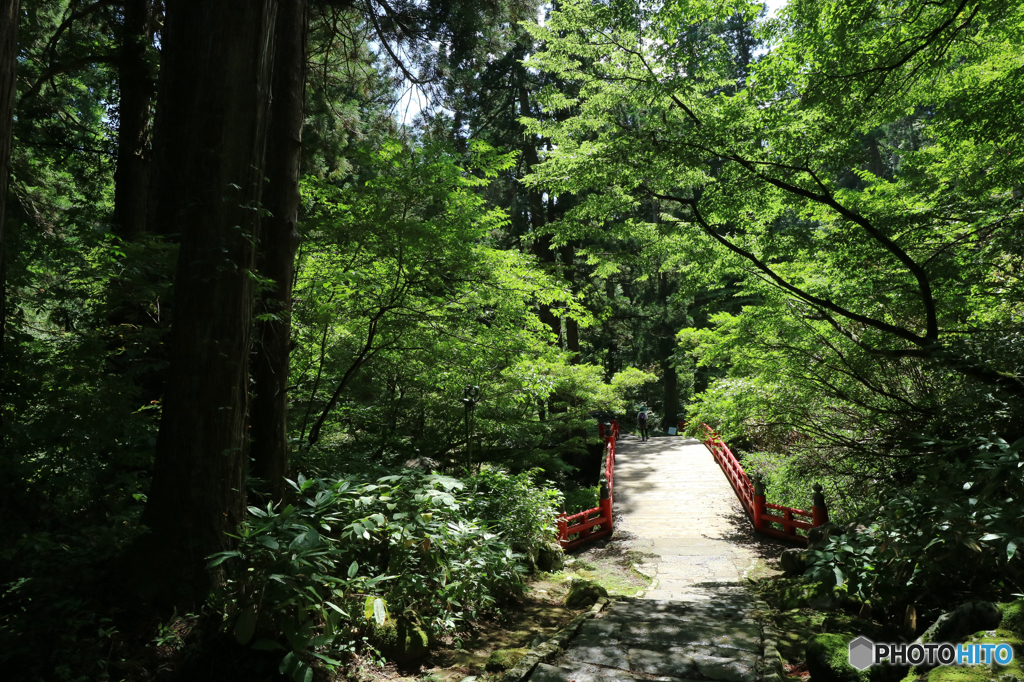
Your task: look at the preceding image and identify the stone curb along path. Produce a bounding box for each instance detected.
[504,435,788,682]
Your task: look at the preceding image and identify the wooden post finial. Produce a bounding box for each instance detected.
[812,482,829,527]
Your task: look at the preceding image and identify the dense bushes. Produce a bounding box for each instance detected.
[210,468,560,680]
[804,437,1024,609]
[466,468,562,560]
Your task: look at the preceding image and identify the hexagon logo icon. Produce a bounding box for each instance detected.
[848,636,875,670]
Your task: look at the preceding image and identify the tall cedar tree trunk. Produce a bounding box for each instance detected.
[558,243,580,364]
[660,350,679,430]
[251,0,308,502]
[113,0,152,239]
[137,0,278,607]
[0,0,20,471]
[657,274,679,429]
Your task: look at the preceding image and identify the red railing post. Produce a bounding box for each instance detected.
[561,418,620,551]
[812,483,829,527]
[752,476,766,533]
[599,472,612,535]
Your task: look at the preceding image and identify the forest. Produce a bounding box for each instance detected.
[0,0,1021,680]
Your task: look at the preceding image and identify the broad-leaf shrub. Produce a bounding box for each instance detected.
[466,468,561,560]
[804,437,1024,607]
[210,471,536,678]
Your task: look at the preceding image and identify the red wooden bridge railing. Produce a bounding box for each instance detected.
[556,420,826,550]
[700,423,828,546]
[557,420,618,551]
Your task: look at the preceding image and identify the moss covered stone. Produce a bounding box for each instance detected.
[762,577,849,611]
[564,579,608,609]
[369,619,431,663]
[926,666,995,682]
[485,647,529,672]
[806,633,871,682]
[923,609,1024,682]
[1000,600,1024,638]
[538,543,565,572]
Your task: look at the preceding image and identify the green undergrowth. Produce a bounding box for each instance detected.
[751,576,899,666]
[755,571,1024,682]
[203,468,562,682]
[563,485,600,516]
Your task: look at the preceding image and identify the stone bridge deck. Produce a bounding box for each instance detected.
[613,434,761,598]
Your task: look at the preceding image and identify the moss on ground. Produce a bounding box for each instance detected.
[775,609,827,661]
[485,648,529,672]
[752,575,900,676]
[806,633,871,682]
[926,667,995,682]
[556,550,651,598]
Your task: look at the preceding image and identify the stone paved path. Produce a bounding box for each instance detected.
[523,434,780,682]
[613,434,760,598]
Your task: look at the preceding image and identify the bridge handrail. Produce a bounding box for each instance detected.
[699,423,829,546]
[557,419,617,550]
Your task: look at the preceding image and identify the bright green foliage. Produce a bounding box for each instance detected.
[467,468,562,561]
[523,0,1024,529]
[291,140,574,464]
[209,469,544,676]
[289,137,653,474]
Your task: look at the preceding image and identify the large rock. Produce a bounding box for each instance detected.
[370,618,431,662]
[538,542,565,572]
[806,633,870,682]
[919,602,1002,645]
[807,523,841,551]
[780,548,807,576]
[564,579,608,609]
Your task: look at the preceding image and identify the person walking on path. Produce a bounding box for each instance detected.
[637,407,650,441]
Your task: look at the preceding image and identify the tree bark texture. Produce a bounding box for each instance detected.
[251,0,308,501]
[139,0,278,606]
[657,274,679,430]
[113,0,153,239]
[0,0,21,462]
[660,359,679,431]
[559,243,580,364]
